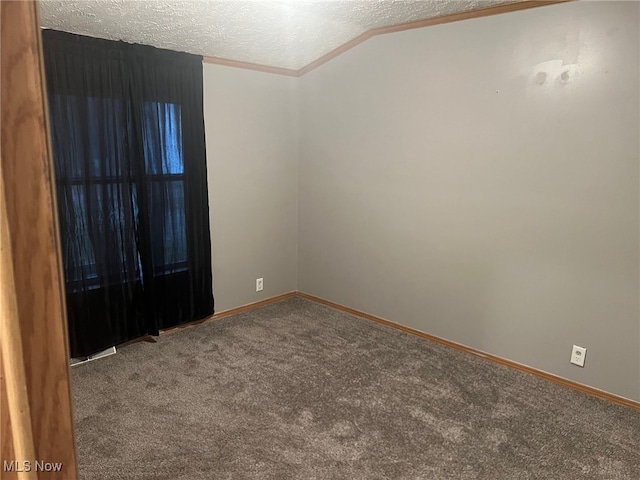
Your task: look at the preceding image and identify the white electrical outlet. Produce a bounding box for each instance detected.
[256,278,263,292]
[570,345,587,367]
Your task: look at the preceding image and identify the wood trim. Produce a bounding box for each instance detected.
[202,55,300,77]
[298,0,570,76]
[296,30,376,77]
[160,292,297,335]
[211,292,298,319]
[161,289,639,410]
[203,0,570,77]
[0,162,37,480]
[1,1,78,477]
[295,292,640,411]
[0,352,18,480]
[373,0,570,36]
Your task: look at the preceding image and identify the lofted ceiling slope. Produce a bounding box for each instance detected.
[39,0,516,71]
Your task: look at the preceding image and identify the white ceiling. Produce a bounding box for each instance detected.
[39,0,511,71]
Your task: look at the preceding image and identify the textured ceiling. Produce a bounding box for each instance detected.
[39,0,511,70]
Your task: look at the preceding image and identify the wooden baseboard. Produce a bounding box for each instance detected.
[295,292,640,411]
[212,292,298,320]
[159,292,297,335]
[158,289,639,411]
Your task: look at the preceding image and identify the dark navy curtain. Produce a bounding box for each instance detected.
[43,30,214,357]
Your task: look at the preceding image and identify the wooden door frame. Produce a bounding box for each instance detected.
[1,1,78,478]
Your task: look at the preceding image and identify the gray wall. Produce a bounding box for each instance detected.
[204,64,299,312]
[298,1,640,400]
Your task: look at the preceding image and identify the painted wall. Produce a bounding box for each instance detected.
[298,2,640,400]
[204,64,298,312]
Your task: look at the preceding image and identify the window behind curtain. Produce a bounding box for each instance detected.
[51,94,140,291]
[54,97,189,288]
[43,30,214,357]
[142,102,188,275]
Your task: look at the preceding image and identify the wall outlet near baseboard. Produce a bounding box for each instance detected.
[256,277,263,292]
[570,345,586,367]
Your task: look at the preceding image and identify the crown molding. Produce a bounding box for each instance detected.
[202,55,299,77]
[203,0,572,77]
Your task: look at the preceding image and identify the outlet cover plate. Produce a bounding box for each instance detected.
[570,345,586,367]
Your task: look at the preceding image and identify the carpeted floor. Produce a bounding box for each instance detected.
[72,297,640,479]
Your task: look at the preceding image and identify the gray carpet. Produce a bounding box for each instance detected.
[72,297,640,479]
